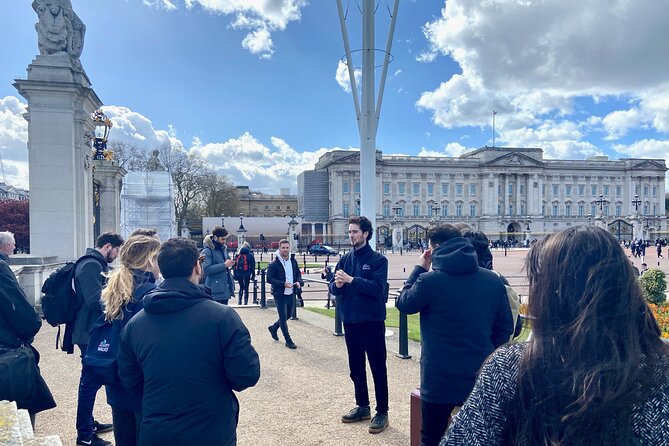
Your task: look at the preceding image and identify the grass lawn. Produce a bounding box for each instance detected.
[305,307,421,342]
[304,307,532,344]
[255,261,323,269]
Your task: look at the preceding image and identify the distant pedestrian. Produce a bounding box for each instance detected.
[234,242,256,305]
[329,216,390,434]
[267,239,303,349]
[202,226,235,305]
[0,231,56,428]
[118,237,260,446]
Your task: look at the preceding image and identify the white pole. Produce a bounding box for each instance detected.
[360,0,377,247]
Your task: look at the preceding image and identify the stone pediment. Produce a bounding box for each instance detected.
[631,160,667,171]
[484,151,544,167]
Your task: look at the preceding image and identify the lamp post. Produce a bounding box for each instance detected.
[524,215,532,246]
[391,203,404,253]
[587,213,592,226]
[91,109,112,160]
[430,204,440,226]
[632,194,642,239]
[220,213,225,228]
[237,213,247,253]
[288,215,299,253]
[594,194,608,228]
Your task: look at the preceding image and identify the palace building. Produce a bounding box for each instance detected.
[297,147,667,246]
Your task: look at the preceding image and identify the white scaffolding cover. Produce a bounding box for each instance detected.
[120,171,175,242]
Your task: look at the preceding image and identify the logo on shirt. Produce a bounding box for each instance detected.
[362,264,371,271]
[97,339,110,353]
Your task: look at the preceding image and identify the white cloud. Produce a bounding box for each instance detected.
[499,120,602,160]
[417,142,471,158]
[241,28,274,59]
[102,105,184,152]
[0,96,28,162]
[191,132,331,193]
[417,0,669,145]
[613,139,669,187]
[144,0,309,58]
[335,60,361,94]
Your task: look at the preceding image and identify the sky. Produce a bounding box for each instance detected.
[1,0,668,193]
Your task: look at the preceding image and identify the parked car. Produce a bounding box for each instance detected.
[308,244,338,256]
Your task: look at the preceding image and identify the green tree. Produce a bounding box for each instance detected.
[640,268,667,305]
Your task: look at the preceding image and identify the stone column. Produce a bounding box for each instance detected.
[92,159,126,235]
[504,175,509,216]
[14,54,101,260]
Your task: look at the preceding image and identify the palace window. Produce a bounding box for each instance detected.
[413,204,420,217]
[383,182,390,195]
[470,204,477,217]
[578,204,584,216]
[591,185,597,196]
[552,184,559,196]
[355,182,360,193]
[343,203,349,218]
[604,185,609,196]
[565,184,572,196]
[383,204,390,217]
[616,185,622,197]
[398,182,406,194]
[427,183,434,195]
[552,205,558,217]
[565,204,571,217]
[469,184,477,196]
[456,204,462,217]
[615,205,621,216]
[456,184,463,196]
[578,185,584,196]
[342,182,349,194]
[442,205,448,217]
[413,182,420,195]
[442,183,449,195]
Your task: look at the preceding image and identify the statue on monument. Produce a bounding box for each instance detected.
[32,0,86,61]
[146,150,166,172]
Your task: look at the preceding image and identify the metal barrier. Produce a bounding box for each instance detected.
[390,290,411,359]
[259,269,267,308]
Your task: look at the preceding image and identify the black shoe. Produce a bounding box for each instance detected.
[93,421,113,434]
[369,412,389,434]
[285,339,297,349]
[342,405,371,423]
[76,434,112,446]
[268,325,279,341]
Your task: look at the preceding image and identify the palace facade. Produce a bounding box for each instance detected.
[297,147,667,246]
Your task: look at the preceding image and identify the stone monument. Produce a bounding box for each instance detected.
[14,0,100,260]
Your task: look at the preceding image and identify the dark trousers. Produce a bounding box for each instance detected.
[111,406,141,446]
[343,321,389,414]
[271,293,295,340]
[237,276,251,304]
[76,344,102,439]
[421,400,456,446]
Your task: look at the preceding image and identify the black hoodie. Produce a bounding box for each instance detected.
[118,278,260,446]
[396,237,513,405]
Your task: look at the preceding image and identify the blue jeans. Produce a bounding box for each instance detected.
[76,344,102,439]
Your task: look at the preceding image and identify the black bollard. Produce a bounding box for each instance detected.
[396,309,411,359]
[252,277,258,305]
[260,269,267,308]
[333,295,344,336]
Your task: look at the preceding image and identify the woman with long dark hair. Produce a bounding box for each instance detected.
[441,226,669,445]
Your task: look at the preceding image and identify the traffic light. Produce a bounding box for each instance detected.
[293,233,298,240]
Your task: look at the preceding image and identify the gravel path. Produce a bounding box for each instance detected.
[31,306,421,445]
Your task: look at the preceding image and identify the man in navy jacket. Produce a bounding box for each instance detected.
[329,216,390,434]
[266,239,303,349]
[118,237,260,446]
[396,224,513,446]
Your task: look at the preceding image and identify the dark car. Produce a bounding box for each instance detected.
[308,244,338,256]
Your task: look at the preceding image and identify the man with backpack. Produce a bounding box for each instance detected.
[235,242,256,305]
[202,226,235,305]
[329,216,390,435]
[72,232,124,446]
[396,224,513,446]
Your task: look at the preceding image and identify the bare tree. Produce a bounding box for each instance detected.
[200,172,240,217]
[108,140,149,171]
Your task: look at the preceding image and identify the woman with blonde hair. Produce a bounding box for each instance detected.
[100,235,161,446]
[441,226,669,446]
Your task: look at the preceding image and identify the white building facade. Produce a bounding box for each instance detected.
[298,147,667,246]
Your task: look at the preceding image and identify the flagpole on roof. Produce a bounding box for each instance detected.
[492,110,497,147]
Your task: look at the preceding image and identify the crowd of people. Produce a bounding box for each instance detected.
[1,216,668,445]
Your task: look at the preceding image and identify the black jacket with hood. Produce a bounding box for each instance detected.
[118,278,260,446]
[396,237,513,405]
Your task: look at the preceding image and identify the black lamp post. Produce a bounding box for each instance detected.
[238,213,245,232]
[91,109,112,160]
[220,213,225,228]
[595,194,607,216]
[632,194,641,215]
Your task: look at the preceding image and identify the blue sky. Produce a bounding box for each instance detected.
[1,0,668,192]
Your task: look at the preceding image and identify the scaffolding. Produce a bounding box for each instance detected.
[120,171,175,242]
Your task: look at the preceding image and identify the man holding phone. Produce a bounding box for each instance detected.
[267,239,303,349]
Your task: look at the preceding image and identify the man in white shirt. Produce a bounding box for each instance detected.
[266,239,303,349]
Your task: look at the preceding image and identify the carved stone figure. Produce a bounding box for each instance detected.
[32,0,86,61]
[146,150,165,171]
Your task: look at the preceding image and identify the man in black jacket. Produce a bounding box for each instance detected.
[0,231,55,426]
[396,224,513,446]
[267,239,303,349]
[329,216,390,434]
[118,237,260,446]
[73,232,123,446]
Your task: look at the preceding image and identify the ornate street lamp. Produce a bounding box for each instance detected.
[631,194,641,215]
[91,109,112,160]
[595,194,608,216]
[220,213,225,228]
[237,213,247,252]
[431,204,440,226]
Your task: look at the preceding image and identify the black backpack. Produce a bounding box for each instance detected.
[41,255,96,326]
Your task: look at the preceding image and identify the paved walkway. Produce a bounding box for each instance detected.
[31,306,421,445]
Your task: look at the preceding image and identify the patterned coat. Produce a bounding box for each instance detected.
[441,343,669,445]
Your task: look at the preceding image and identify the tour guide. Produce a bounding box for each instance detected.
[329,216,390,434]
